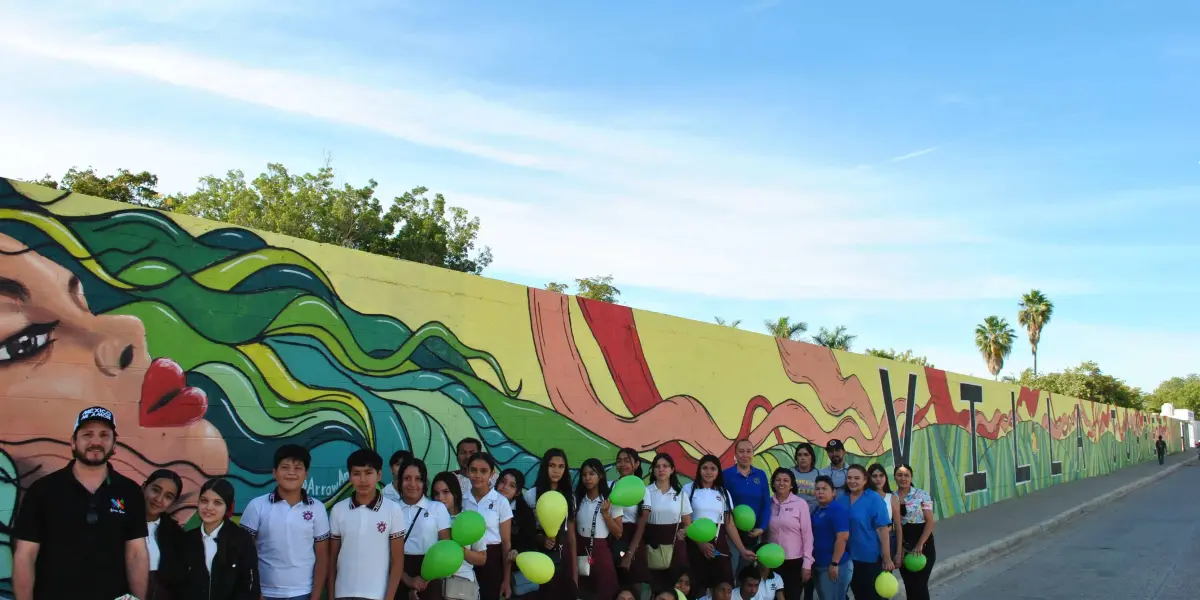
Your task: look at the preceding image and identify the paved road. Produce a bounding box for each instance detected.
[930,461,1200,600]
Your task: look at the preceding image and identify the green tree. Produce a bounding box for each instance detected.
[575,275,620,303]
[545,282,570,294]
[866,348,934,367]
[764,317,807,340]
[166,162,492,274]
[714,317,742,328]
[1009,361,1145,409]
[813,325,856,351]
[33,167,163,208]
[975,315,1016,379]
[1145,374,1200,413]
[1017,289,1054,377]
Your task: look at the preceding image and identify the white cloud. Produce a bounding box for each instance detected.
[0,9,1093,302]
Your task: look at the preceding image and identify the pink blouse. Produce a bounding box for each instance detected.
[768,493,814,568]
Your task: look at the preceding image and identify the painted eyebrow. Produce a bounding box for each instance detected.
[0,277,29,302]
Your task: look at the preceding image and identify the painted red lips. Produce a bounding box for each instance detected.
[139,357,208,428]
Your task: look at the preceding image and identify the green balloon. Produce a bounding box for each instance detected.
[421,539,465,581]
[875,571,899,598]
[756,543,785,569]
[686,517,718,543]
[609,475,645,507]
[732,504,756,532]
[451,510,486,546]
[903,553,927,572]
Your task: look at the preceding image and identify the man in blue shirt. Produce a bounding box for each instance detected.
[723,439,771,575]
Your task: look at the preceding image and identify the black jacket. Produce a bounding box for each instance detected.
[179,521,260,600]
[148,516,187,600]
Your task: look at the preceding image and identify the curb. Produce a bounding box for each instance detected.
[908,457,1191,595]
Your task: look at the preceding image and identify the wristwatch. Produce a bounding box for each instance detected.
[830,561,839,566]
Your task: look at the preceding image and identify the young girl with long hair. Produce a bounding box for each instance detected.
[522,448,579,599]
[574,458,623,600]
[633,453,692,592]
[681,454,756,597]
[179,479,260,600]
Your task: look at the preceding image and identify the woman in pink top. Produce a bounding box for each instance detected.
[767,468,813,600]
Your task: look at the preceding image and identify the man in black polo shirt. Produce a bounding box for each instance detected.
[12,406,149,600]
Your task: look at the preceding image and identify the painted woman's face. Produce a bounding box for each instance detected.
[0,234,228,520]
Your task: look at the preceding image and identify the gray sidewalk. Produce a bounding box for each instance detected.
[913,449,1194,594]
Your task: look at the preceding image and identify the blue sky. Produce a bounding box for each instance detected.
[0,0,1197,390]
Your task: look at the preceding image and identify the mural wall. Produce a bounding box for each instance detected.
[0,178,1182,594]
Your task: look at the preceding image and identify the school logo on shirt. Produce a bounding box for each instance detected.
[377,521,387,533]
[110,498,126,514]
[753,477,760,484]
[303,511,314,521]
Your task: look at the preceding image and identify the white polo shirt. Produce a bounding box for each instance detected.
[397,496,451,555]
[576,494,622,538]
[680,483,733,525]
[643,484,692,525]
[752,572,784,599]
[240,490,332,598]
[330,493,406,600]
[462,488,512,545]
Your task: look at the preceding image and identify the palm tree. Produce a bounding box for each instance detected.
[714,317,743,328]
[813,325,857,351]
[975,316,1016,379]
[1017,289,1053,377]
[764,317,807,340]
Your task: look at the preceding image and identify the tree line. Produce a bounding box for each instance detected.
[27,166,1198,413]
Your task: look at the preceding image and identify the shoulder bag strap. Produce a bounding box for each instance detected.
[402,506,423,543]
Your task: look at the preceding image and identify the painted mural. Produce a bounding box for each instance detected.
[0,177,1181,595]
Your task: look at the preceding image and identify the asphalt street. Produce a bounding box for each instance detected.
[930,461,1200,600]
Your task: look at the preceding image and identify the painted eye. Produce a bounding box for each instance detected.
[0,321,57,362]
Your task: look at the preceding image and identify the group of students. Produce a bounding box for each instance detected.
[132,436,937,600]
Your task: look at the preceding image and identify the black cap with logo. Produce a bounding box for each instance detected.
[73,406,117,434]
[825,439,844,451]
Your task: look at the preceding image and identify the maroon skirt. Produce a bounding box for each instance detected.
[474,544,505,600]
[577,532,618,600]
[643,522,687,590]
[617,521,650,585]
[533,542,578,600]
[686,533,733,591]
[400,554,446,600]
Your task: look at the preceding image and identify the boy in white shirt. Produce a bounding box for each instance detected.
[732,566,762,600]
[328,448,406,600]
[699,580,734,600]
[753,564,784,600]
[240,444,331,600]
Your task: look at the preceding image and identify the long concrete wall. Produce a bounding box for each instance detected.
[0,178,1182,593]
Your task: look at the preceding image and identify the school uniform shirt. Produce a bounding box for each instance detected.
[680,482,733,526]
[835,492,889,563]
[642,484,692,525]
[752,573,784,600]
[240,490,332,599]
[617,499,643,525]
[382,482,404,504]
[146,519,162,571]
[722,465,771,531]
[576,494,622,539]
[463,488,513,545]
[202,523,222,573]
[450,512,489,581]
[330,493,407,600]
[523,487,578,537]
[398,496,452,555]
